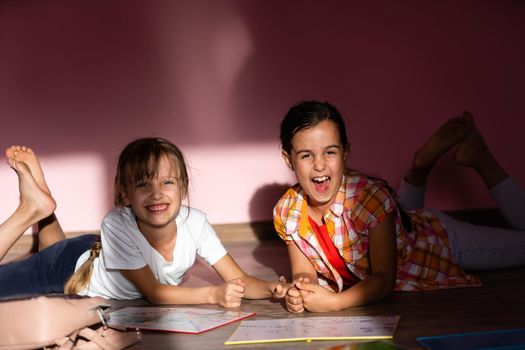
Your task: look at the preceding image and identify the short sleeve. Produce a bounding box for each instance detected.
[350,181,398,234]
[100,207,147,270]
[273,187,300,242]
[193,214,227,266]
[273,209,290,242]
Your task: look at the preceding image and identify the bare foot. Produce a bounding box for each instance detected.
[5,145,51,194]
[453,119,508,188]
[5,146,65,250]
[8,158,56,224]
[453,125,491,168]
[404,111,474,187]
[412,112,474,170]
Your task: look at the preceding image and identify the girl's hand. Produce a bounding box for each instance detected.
[295,281,340,312]
[212,278,245,307]
[283,277,311,313]
[272,276,293,299]
[285,286,305,313]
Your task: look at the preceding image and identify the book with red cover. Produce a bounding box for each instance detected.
[108,306,255,334]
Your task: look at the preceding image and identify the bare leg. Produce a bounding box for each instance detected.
[0,158,56,260]
[5,146,66,250]
[452,120,525,229]
[453,123,508,189]
[404,112,474,187]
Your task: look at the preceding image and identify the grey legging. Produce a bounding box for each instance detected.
[397,177,525,270]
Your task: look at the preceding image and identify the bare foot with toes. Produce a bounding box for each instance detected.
[412,111,474,171]
[453,125,492,169]
[9,158,56,224]
[404,111,475,187]
[6,145,51,194]
[452,117,508,188]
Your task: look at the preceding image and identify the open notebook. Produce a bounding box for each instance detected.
[108,306,255,334]
[225,315,400,345]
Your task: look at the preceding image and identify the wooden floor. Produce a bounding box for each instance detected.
[104,240,525,350]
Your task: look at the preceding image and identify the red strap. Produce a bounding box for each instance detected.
[308,216,360,287]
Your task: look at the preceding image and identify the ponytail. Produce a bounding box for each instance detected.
[64,237,102,294]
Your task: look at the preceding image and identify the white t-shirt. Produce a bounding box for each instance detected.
[76,206,227,299]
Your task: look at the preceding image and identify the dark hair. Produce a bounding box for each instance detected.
[280,100,349,154]
[114,137,189,206]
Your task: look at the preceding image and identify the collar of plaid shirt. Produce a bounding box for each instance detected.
[292,173,351,291]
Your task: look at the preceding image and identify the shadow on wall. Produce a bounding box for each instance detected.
[248,182,291,276]
[248,182,291,239]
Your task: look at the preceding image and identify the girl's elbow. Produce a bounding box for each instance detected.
[144,293,163,305]
[142,288,168,305]
[372,271,396,300]
[383,284,395,298]
[382,274,396,298]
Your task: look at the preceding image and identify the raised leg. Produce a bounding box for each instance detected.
[397,179,426,210]
[399,112,474,209]
[404,112,474,187]
[489,178,525,230]
[5,146,66,250]
[453,123,508,189]
[452,127,525,229]
[0,158,56,261]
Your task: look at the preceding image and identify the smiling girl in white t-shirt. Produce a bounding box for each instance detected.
[0,139,288,306]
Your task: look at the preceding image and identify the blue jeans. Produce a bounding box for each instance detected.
[0,234,98,298]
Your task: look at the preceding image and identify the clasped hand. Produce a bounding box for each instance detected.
[275,277,339,313]
[214,278,245,307]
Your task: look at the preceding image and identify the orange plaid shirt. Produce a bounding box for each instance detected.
[273,170,481,292]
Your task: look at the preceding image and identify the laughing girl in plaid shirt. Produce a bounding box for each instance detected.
[273,101,525,313]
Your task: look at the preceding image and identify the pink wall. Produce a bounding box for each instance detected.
[1,0,524,232]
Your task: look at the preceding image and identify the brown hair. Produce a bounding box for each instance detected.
[65,137,189,295]
[64,237,102,294]
[114,137,189,206]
